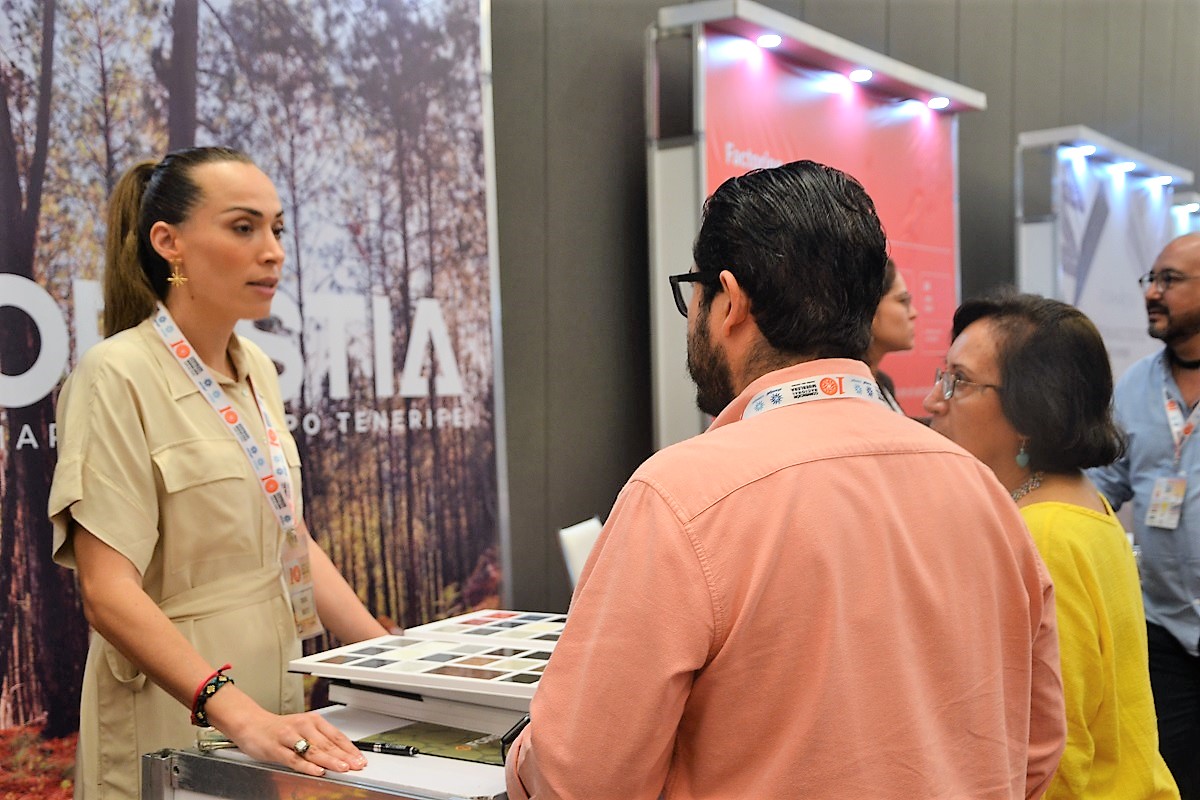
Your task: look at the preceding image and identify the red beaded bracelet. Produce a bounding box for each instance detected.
[190,663,233,727]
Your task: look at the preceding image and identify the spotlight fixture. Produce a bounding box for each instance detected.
[756,33,782,48]
[1147,175,1174,186]
[1076,145,1097,157]
[1171,192,1200,214]
[927,96,950,110]
[1110,161,1137,173]
[848,68,873,83]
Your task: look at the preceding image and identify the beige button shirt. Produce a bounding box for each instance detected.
[50,317,304,800]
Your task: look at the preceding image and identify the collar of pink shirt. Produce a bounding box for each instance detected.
[707,357,875,431]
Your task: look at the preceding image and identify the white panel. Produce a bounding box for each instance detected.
[1056,156,1168,382]
[481,0,513,609]
[648,143,707,450]
[1017,221,1056,298]
[1018,130,1184,383]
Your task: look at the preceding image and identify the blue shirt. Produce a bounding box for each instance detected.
[1088,348,1200,656]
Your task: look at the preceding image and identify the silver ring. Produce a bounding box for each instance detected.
[292,738,310,756]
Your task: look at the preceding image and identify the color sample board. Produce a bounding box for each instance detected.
[404,609,566,647]
[290,611,565,711]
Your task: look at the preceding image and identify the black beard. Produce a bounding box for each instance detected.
[1148,302,1200,345]
[686,305,736,418]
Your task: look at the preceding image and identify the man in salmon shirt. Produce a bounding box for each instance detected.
[505,160,1065,799]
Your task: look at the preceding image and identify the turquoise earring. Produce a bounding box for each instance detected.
[1015,441,1030,469]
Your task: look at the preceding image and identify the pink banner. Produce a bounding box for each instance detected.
[704,30,958,414]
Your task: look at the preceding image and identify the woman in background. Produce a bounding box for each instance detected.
[866,258,917,411]
[49,146,388,798]
[923,291,1178,799]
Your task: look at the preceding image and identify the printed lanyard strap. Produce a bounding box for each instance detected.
[742,374,885,420]
[1162,387,1200,467]
[151,305,323,640]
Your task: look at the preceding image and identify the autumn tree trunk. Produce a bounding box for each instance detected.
[166,0,198,150]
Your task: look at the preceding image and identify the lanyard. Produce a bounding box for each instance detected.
[1162,387,1200,468]
[151,304,323,640]
[742,373,885,420]
[879,381,903,413]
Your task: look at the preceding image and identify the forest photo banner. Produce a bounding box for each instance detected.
[0,0,503,755]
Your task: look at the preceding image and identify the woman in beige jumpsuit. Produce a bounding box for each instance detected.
[49,147,388,799]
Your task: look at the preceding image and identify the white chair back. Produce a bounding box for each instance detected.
[557,516,603,588]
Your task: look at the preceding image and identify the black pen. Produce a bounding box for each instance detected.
[500,713,531,761]
[355,741,419,756]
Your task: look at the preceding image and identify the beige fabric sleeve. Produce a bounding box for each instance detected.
[49,345,160,574]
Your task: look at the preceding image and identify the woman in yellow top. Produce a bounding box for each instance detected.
[49,147,389,798]
[923,291,1179,799]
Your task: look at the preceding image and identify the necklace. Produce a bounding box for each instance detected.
[1168,348,1200,370]
[1011,471,1044,502]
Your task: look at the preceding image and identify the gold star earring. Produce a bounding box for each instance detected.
[167,257,188,287]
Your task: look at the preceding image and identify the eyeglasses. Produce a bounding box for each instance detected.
[1138,270,1199,292]
[668,271,722,318]
[934,367,1001,401]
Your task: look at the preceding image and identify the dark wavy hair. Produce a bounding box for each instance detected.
[692,160,888,359]
[952,290,1124,473]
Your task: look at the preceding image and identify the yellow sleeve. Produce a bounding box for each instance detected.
[1024,508,1103,800]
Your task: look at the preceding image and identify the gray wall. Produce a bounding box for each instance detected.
[492,0,1200,612]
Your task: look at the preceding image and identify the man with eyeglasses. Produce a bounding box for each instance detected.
[1089,233,1200,798]
[504,160,1064,800]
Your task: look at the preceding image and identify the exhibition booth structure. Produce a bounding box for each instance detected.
[646,0,986,445]
[1016,124,1193,382]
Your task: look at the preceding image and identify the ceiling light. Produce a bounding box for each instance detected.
[848,69,873,83]
[927,96,950,110]
[756,33,782,48]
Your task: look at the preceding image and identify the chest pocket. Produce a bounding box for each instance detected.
[154,438,247,492]
[152,438,262,577]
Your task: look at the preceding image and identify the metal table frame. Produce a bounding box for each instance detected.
[142,749,480,800]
